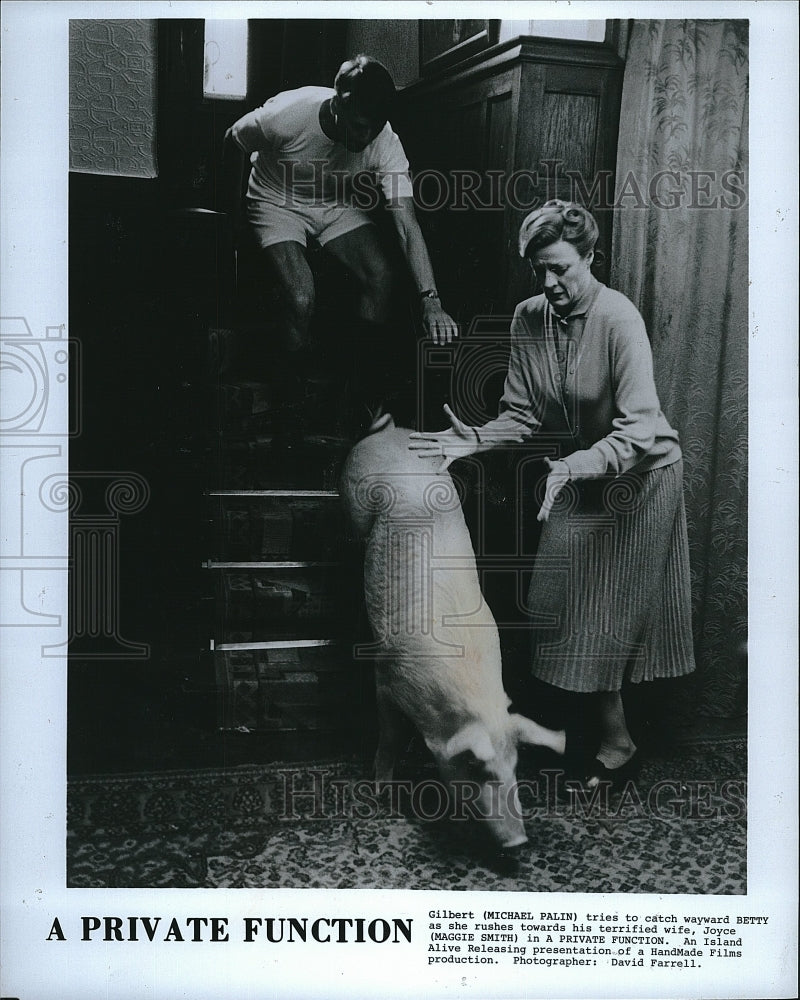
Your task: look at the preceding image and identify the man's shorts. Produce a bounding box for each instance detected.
[246,196,373,250]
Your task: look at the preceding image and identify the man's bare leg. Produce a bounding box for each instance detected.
[258,240,316,351]
[324,224,393,323]
[325,225,399,429]
[257,241,316,442]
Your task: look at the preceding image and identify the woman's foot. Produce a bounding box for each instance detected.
[596,740,637,771]
[585,745,639,791]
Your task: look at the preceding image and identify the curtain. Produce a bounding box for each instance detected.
[610,20,749,723]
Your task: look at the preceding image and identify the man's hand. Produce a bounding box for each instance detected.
[408,404,479,472]
[538,457,571,522]
[385,198,459,345]
[422,297,459,345]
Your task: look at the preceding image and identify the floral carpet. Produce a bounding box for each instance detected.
[67,738,746,893]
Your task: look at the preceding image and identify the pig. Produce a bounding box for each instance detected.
[340,412,567,855]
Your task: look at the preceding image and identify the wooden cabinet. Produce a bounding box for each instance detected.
[391,37,625,690]
[395,36,624,322]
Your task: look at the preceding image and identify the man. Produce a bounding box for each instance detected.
[224,54,457,435]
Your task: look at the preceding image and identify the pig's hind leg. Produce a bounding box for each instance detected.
[512,714,567,755]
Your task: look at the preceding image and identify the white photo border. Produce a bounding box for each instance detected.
[1,2,797,998]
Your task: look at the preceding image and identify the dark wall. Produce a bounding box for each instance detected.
[69,20,713,774]
[68,18,350,774]
[68,168,214,773]
[158,19,348,210]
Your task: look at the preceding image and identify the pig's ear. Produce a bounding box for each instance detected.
[366,408,393,434]
[510,714,566,755]
[444,722,495,762]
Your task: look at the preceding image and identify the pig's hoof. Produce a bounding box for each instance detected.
[491,842,526,875]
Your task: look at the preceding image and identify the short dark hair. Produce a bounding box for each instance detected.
[334,54,396,123]
[518,200,599,259]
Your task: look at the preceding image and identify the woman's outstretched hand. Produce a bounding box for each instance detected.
[538,456,571,522]
[408,404,479,473]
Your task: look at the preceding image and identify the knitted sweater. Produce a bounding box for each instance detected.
[475,280,682,478]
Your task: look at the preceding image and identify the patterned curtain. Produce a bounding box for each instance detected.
[610,20,748,722]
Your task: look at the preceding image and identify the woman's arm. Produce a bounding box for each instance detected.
[561,300,664,479]
[409,306,543,471]
[467,304,544,446]
[408,404,481,472]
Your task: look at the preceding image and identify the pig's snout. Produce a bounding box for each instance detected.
[480,783,529,853]
[475,791,528,876]
[443,725,530,853]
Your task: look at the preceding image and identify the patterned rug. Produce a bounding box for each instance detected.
[67,738,746,893]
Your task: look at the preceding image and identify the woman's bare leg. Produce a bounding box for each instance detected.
[594,690,637,770]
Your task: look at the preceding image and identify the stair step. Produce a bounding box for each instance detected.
[206,492,351,562]
[218,380,274,421]
[217,375,354,441]
[218,632,354,647]
[208,351,368,737]
[206,561,338,568]
[217,622,355,644]
[218,374,342,411]
[217,438,351,490]
[214,643,369,731]
[213,638,339,651]
[215,563,358,640]
[207,490,340,497]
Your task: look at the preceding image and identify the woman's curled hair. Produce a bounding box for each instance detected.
[518,199,599,259]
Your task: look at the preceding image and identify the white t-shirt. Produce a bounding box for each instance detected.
[231,86,414,207]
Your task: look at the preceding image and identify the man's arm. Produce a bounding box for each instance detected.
[221,128,248,236]
[221,103,280,237]
[387,197,459,345]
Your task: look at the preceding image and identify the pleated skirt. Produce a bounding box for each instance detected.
[527,458,696,692]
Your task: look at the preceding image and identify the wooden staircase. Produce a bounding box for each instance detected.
[169,199,419,762]
[204,315,373,758]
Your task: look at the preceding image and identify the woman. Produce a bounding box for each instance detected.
[409,200,695,788]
